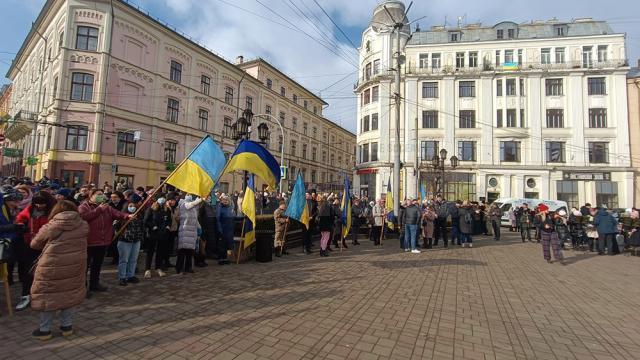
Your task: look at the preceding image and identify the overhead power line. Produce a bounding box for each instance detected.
[311,0,359,49]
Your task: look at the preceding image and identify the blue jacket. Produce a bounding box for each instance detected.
[594,208,618,235]
[216,203,234,244]
[0,200,19,242]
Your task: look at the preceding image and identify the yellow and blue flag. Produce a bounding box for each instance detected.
[420,183,427,202]
[503,62,519,70]
[341,175,351,239]
[385,180,394,226]
[242,175,256,247]
[166,136,226,197]
[284,172,309,229]
[224,140,281,190]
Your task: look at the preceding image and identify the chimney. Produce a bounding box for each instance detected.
[235,55,244,65]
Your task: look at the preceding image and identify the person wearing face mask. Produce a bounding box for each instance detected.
[143,195,172,278]
[116,194,144,286]
[13,191,55,311]
[176,194,203,274]
[1,186,26,287]
[78,189,130,293]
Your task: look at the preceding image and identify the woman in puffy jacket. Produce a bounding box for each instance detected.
[30,200,88,341]
[176,194,203,274]
[14,191,56,311]
[78,189,129,293]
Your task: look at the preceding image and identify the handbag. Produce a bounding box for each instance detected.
[0,238,13,263]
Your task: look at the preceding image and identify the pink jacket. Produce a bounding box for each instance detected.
[78,201,128,247]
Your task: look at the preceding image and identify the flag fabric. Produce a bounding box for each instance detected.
[385,180,394,226]
[166,135,226,197]
[284,173,309,229]
[341,176,352,239]
[241,175,256,247]
[223,140,281,190]
[503,62,519,70]
[420,183,427,202]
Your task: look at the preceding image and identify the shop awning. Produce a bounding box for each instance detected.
[356,168,378,175]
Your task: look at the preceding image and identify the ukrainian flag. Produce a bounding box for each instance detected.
[341,176,352,239]
[166,136,226,197]
[385,180,394,227]
[242,175,256,247]
[224,140,281,190]
[503,62,519,70]
[284,172,309,229]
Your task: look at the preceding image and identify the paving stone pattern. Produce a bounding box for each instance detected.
[2,232,640,360]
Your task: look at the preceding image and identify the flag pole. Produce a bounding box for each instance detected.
[280,219,290,256]
[237,217,246,264]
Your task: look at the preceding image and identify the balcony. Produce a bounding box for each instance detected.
[5,110,36,142]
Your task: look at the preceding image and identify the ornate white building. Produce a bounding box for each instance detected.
[354,0,633,209]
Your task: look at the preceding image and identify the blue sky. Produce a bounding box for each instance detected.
[1,0,639,132]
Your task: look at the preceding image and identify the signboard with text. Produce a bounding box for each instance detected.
[562,172,611,181]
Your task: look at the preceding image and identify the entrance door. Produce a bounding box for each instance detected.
[61,170,85,188]
[524,192,539,199]
[487,192,500,204]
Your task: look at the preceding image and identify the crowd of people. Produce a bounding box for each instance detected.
[1,175,639,340]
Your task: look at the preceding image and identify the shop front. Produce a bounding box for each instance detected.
[419,171,476,201]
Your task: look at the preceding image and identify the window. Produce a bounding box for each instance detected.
[117,132,136,157]
[52,76,58,100]
[556,26,566,37]
[58,31,64,48]
[557,181,579,209]
[589,108,607,128]
[505,50,514,64]
[495,50,501,66]
[362,115,370,132]
[496,109,503,127]
[279,111,285,125]
[265,105,272,115]
[596,181,618,209]
[303,100,308,109]
[582,46,593,68]
[518,49,523,65]
[311,147,317,161]
[431,53,441,70]
[507,28,515,39]
[519,79,525,96]
[313,106,317,114]
[497,29,504,39]
[421,141,439,161]
[361,144,369,163]
[422,82,438,98]
[303,123,307,135]
[546,141,565,163]
[330,154,335,165]
[459,110,475,128]
[589,142,609,163]
[373,59,381,74]
[293,94,297,103]
[588,77,606,95]
[200,75,210,95]
[278,135,284,153]
[597,45,608,62]
[496,79,503,96]
[322,151,326,162]
[266,78,272,89]
[458,141,476,161]
[370,142,378,162]
[362,88,371,105]
[223,86,233,105]
[506,79,516,96]
[546,109,564,128]
[280,86,286,96]
[469,52,478,68]
[419,53,429,68]
[245,96,253,111]
[555,47,565,64]
[302,144,307,159]
[450,33,459,42]
[459,81,475,97]
[292,117,297,131]
[422,111,438,128]
[500,141,521,162]
[456,52,465,69]
[313,127,317,137]
[75,26,98,51]
[371,86,379,102]
[545,78,563,96]
[65,125,88,151]
[166,98,179,123]
[541,48,551,64]
[506,109,517,127]
[164,141,177,163]
[520,109,526,127]
[70,73,94,102]
[198,109,208,130]
[371,113,378,130]
[365,63,372,80]
[169,60,182,83]
[290,140,297,156]
[223,117,233,138]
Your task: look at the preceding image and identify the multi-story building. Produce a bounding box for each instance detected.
[628,64,640,205]
[5,0,355,192]
[355,0,633,208]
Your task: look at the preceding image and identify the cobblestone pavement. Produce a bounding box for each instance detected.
[2,231,640,360]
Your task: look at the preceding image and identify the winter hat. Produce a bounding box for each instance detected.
[56,188,71,198]
[538,204,549,212]
[557,209,567,216]
[129,193,143,203]
[166,191,178,201]
[572,210,582,217]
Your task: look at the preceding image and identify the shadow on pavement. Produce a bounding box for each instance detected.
[370,258,487,269]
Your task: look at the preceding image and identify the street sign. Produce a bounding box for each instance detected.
[562,172,611,181]
[2,148,23,157]
[26,156,38,165]
[280,166,288,179]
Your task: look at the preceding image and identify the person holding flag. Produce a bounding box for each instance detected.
[341,176,352,247]
[273,201,288,257]
[284,173,310,254]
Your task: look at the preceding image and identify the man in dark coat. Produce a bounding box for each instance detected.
[433,196,450,247]
[351,198,364,245]
[198,195,219,263]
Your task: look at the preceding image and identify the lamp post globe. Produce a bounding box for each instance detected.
[450,155,459,169]
[257,122,269,143]
[439,148,448,161]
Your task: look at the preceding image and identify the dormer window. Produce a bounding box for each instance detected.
[507,29,515,39]
[554,25,567,37]
[450,33,459,42]
[497,29,504,39]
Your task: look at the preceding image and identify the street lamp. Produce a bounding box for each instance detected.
[427,149,458,198]
[257,122,269,143]
[251,113,285,193]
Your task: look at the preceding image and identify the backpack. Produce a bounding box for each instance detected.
[464,211,473,225]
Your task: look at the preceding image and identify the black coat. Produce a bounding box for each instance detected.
[144,206,171,239]
[198,202,218,242]
[318,203,334,232]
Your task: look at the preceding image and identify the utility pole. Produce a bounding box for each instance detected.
[393,24,401,217]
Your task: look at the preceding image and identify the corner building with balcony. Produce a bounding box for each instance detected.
[4,0,355,192]
[354,0,633,209]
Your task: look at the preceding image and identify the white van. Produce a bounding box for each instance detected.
[492,198,569,227]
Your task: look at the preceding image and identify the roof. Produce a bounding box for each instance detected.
[238,58,328,106]
[628,68,640,78]
[407,18,619,46]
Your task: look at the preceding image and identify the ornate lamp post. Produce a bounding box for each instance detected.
[231,108,271,191]
[428,148,458,198]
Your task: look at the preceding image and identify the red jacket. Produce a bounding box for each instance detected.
[15,205,49,246]
[78,201,128,247]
